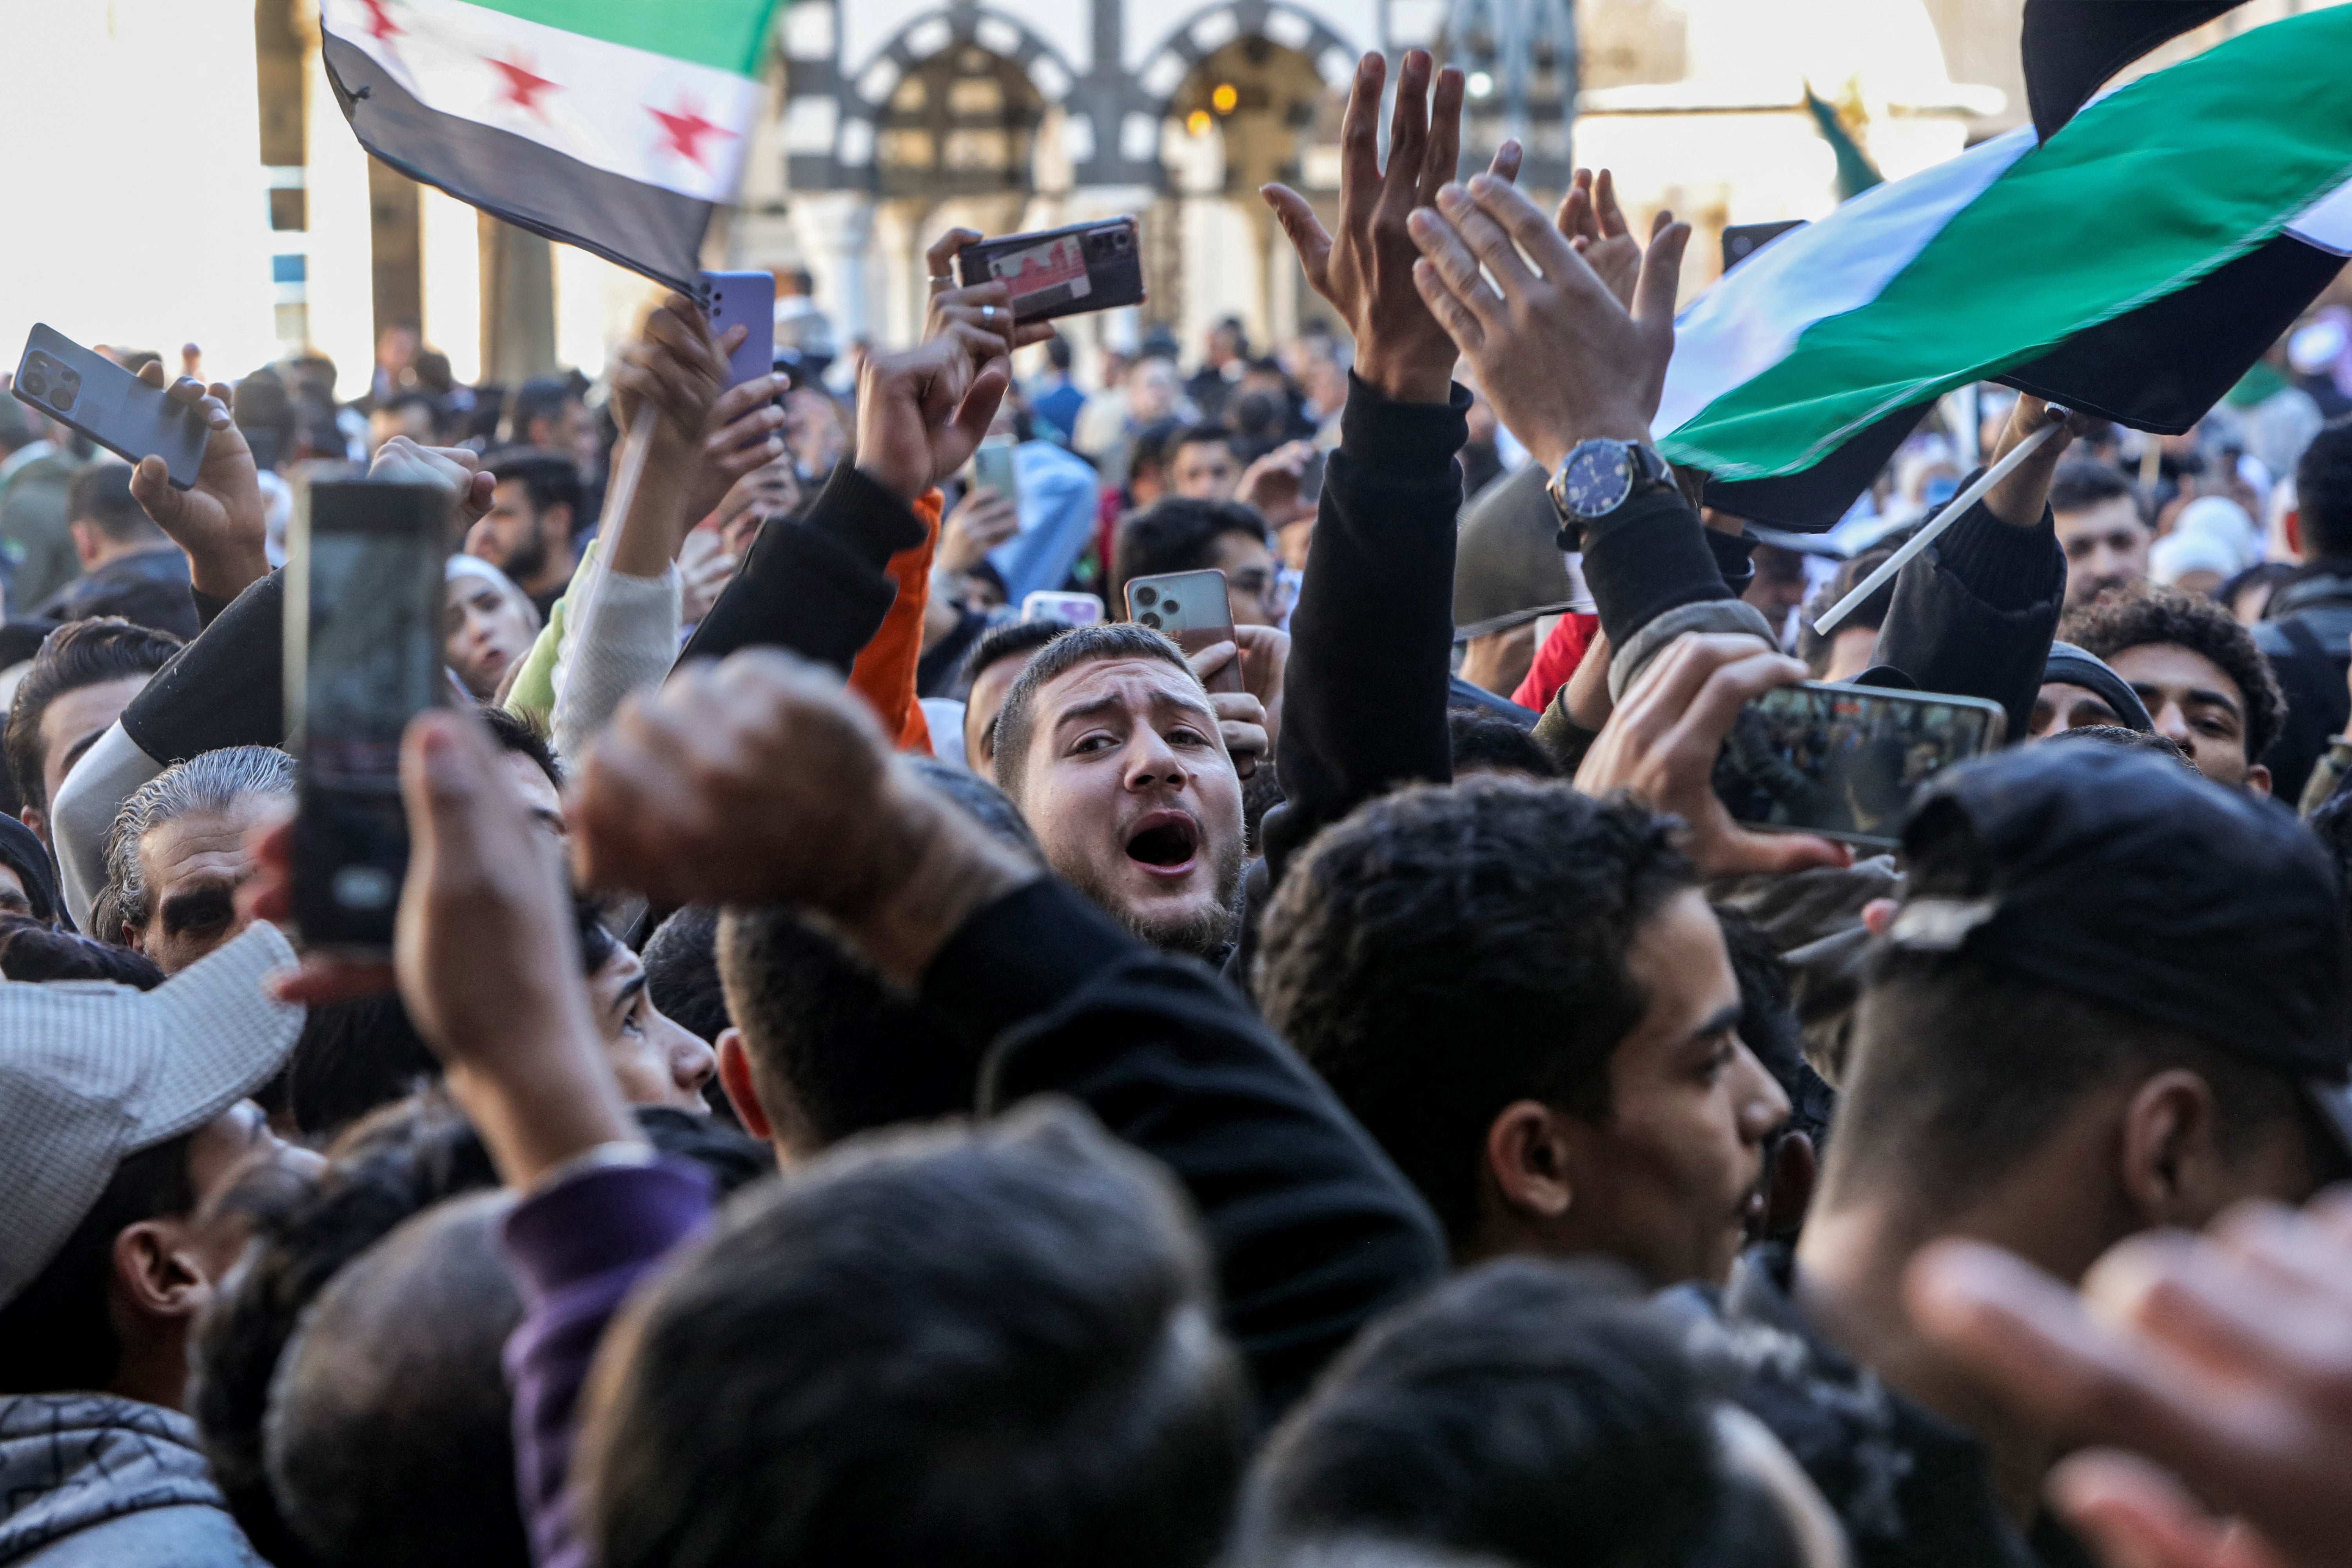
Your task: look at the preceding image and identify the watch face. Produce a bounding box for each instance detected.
[1561,442,1632,519]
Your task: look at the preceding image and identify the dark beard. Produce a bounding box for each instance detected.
[495,526,549,588]
[1060,831,1246,963]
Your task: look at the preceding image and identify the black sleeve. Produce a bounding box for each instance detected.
[1872,489,2064,744]
[1256,376,1468,897]
[118,569,285,764]
[926,877,1448,1419]
[677,463,926,674]
[1580,485,1733,648]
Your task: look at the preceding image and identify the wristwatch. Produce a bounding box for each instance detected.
[1545,437,1675,541]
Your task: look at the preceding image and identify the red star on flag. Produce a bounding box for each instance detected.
[489,54,560,120]
[648,97,739,170]
[359,0,401,44]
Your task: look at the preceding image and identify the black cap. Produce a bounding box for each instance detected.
[1885,745,2350,1137]
[2042,642,2154,733]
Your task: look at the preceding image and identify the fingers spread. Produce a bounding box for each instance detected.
[1466,171,1577,279]
[1633,214,1693,331]
[1338,53,1385,205]
[1406,209,1500,326]
[1594,168,1630,238]
[1383,49,1432,203]
[1436,183,1538,295]
[1418,65,1465,206]
[1263,183,1334,279]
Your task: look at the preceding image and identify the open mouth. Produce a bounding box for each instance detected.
[1125,813,1200,871]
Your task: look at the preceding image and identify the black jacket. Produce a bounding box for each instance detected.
[34,546,199,641]
[2253,561,2352,804]
[1871,494,2066,745]
[931,877,1448,1419]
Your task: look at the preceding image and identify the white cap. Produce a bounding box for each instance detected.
[0,922,306,1307]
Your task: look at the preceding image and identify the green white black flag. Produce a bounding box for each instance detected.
[1661,5,2352,528]
[319,0,780,292]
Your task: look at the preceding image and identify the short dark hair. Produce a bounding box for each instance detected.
[265,1194,529,1568]
[1046,337,1074,371]
[1172,423,1239,461]
[643,905,730,1046]
[5,617,183,813]
[2061,582,2287,764]
[2296,420,2352,558]
[1128,418,1187,483]
[718,760,1036,1149]
[67,461,162,544]
[962,616,1071,694]
[1797,542,1902,674]
[232,369,300,472]
[285,995,438,1138]
[504,375,581,444]
[2043,722,2200,770]
[1112,497,1271,615]
[0,1133,196,1394]
[2047,459,2141,521]
[0,914,163,985]
[579,1103,1252,1568]
[1835,956,2326,1209]
[477,702,562,789]
[1241,1258,1784,1568]
[1446,711,1559,779]
[483,446,586,537]
[989,622,1204,793]
[1254,779,1695,1252]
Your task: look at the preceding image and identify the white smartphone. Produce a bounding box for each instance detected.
[1022,590,1103,626]
[971,437,1020,505]
[1125,568,1242,694]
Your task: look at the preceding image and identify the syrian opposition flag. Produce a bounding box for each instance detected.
[1657,4,2352,530]
[319,0,779,292]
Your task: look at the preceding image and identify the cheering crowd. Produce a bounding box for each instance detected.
[4,49,2352,1568]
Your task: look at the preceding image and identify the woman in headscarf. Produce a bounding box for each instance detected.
[444,555,542,701]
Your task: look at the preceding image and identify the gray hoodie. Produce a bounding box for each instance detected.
[0,1394,261,1566]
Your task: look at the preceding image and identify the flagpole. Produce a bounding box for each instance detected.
[1810,417,2065,635]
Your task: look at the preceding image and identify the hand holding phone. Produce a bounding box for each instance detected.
[1574,633,1855,879]
[14,324,209,486]
[1711,680,2005,849]
[701,270,776,390]
[954,218,1146,323]
[1126,568,1244,695]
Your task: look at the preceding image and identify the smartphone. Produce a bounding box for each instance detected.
[955,217,1147,322]
[284,478,450,954]
[1711,681,2006,849]
[1126,568,1243,694]
[1023,590,1103,627]
[701,270,776,390]
[1722,220,1804,274]
[12,324,208,487]
[970,437,1020,505]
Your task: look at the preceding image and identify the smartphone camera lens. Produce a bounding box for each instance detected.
[1162,597,1180,615]
[1140,612,1162,630]
[1133,586,1157,608]
[19,368,44,398]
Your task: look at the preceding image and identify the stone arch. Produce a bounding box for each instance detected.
[1127,1,1360,119]
[834,7,1085,185]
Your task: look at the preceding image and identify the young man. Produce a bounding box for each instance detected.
[2050,459,2152,610]
[1692,745,2350,1568]
[32,463,200,638]
[502,374,595,474]
[0,922,309,1564]
[2061,582,2285,794]
[1167,423,1245,501]
[1255,777,1790,1286]
[468,446,584,619]
[958,617,1071,773]
[2025,640,2157,740]
[4,616,181,847]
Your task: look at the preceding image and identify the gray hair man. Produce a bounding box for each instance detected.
[98,746,294,972]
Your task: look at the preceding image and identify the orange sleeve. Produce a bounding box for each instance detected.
[847,488,940,754]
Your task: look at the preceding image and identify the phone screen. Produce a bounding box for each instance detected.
[287,480,446,951]
[1711,683,2004,848]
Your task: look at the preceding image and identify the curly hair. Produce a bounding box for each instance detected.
[2059,582,2287,765]
[1253,777,1693,1252]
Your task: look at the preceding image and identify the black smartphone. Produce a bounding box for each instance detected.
[284,478,449,955]
[12,324,209,488]
[1722,220,1805,274]
[955,217,1147,322]
[1711,681,2007,849]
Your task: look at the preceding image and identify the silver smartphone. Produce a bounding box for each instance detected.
[1711,681,2007,849]
[971,437,1020,505]
[13,324,209,487]
[1125,568,1242,694]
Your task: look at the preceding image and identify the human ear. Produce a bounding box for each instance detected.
[1485,1100,1576,1221]
[2116,1070,2224,1228]
[2244,763,2272,800]
[715,1029,776,1144]
[112,1219,210,1326]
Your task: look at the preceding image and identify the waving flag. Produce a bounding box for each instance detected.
[319,0,780,292]
[1659,5,2352,530]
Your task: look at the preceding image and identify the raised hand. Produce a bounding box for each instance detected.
[568,649,1035,982]
[1235,439,1318,528]
[677,528,738,623]
[369,436,497,537]
[1984,394,2106,529]
[1408,171,1690,472]
[1262,50,1521,405]
[938,486,1021,576]
[127,365,269,601]
[1558,169,1641,310]
[853,334,1011,503]
[610,293,731,449]
[682,368,790,527]
[1186,623,1290,779]
[1573,632,1849,878]
[1907,1193,2352,1568]
[923,228,1056,353]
